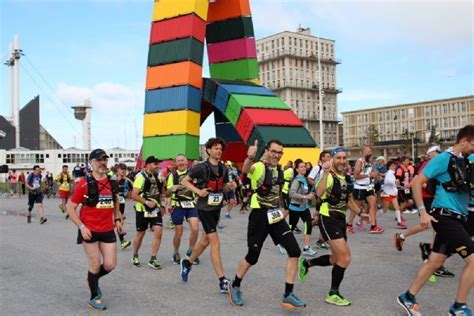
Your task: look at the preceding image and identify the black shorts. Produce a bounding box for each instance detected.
[77,230,116,244]
[289,207,313,235]
[374,182,382,193]
[398,190,413,203]
[224,191,235,201]
[28,192,43,207]
[119,203,125,214]
[135,211,163,232]
[319,212,347,241]
[198,209,221,234]
[431,211,474,259]
[352,188,374,202]
[422,197,434,213]
[282,193,290,210]
[465,211,474,237]
[247,208,294,249]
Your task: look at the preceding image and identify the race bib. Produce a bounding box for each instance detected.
[144,209,159,218]
[208,193,223,206]
[366,184,374,191]
[180,200,195,209]
[404,188,410,194]
[118,196,125,204]
[97,195,114,209]
[267,208,284,225]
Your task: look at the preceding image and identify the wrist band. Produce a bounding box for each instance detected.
[417,205,426,211]
[79,224,85,230]
[114,218,121,223]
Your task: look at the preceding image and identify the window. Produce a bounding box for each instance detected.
[425,119,431,130]
[452,117,457,127]
[425,107,431,117]
[461,102,466,112]
[443,104,448,114]
[451,103,457,112]
[443,117,448,128]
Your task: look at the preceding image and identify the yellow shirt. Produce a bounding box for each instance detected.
[56,172,71,191]
[318,172,348,217]
[248,162,281,209]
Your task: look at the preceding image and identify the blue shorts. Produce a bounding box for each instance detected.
[171,207,198,225]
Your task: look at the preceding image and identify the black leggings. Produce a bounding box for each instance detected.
[289,208,313,235]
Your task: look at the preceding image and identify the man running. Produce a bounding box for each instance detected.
[228,139,306,310]
[131,156,163,269]
[66,148,123,310]
[397,125,474,316]
[116,163,132,250]
[179,138,237,294]
[167,154,199,265]
[72,162,84,192]
[26,165,47,224]
[56,165,72,219]
[396,156,416,214]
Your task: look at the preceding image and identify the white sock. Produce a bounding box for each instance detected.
[395,210,402,223]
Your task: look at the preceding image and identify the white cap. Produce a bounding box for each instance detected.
[427,145,441,155]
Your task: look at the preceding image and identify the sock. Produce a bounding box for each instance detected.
[330,264,346,293]
[150,256,156,261]
[399,233,405,240]
[405,290,415,301]
[395,210,402,223]
[307,254,331,267]
[183,259,192,267]
[98,265,110,278]
[87,271,100,300]
[284,282,294,297]
[454,302,465,308]
[233,275,242,288]
[118,233,124,242]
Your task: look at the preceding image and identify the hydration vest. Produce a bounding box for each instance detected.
[172,169,194,201]
[84,174,119,207]
[196,160,225,192]
[440,153,471,193]
[321,172,353,205]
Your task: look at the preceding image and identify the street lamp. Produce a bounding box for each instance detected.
[317,36,324,149]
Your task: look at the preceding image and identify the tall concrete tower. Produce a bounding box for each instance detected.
[72,98,92,150]
[5,34,22,148]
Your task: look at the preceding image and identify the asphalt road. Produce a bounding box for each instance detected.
[0,196,470,315]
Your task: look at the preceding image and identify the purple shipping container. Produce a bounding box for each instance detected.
[207,38,257,64]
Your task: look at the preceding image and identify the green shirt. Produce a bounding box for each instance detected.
[133,172,160,212]
[318,172,348,217]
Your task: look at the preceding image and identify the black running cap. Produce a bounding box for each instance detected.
[145,156,160,164]
[89,148,109,160]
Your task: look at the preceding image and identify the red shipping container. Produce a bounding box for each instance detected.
[150,14,206,44]
[207,38,257,64]
[236,108,303,141]
[221,141,248,163]
[208,0,251,23]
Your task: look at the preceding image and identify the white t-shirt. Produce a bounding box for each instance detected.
[382,170,397,196]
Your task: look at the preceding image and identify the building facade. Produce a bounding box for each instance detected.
[341,95,474,160]
[256,27,341,149]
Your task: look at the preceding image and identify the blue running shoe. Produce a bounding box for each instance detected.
[180,259,191,282]
[224,213,232,219]
[228,285,244,306]
[186,249,200,265]
[219,278,230,293]
[281,293,306,310]
[449,303,472,316]
[397,293,421,316]
[88,297,107,310]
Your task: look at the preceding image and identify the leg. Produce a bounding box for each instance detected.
[188,231,210,261]
[83,242,102,299]
[456,254,474,303]
[207,232,225,279]
[367,195,377,226]
[173,225,183,253]
[37,203,45,219]
[99,241,117,272]
[187,217,199,250]
[150,225,163,257]
[408,252,447,295]
[133,231,146,256]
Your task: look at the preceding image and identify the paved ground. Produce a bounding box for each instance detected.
[0,196,470,315]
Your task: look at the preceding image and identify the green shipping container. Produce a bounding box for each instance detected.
[143,134,200,160]
[224,94,290,125]
[210,58,259,81]
[148,37,204,67]
[247,126,316,158]
[206,16,254,44]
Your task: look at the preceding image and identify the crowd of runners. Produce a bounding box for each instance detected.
[19,124,474,315]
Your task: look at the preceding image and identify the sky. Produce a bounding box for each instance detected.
[0,0,472,150]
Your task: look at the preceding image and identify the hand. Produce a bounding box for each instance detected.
[172,185,182,192]
[145,200,157,209]
[198,188,210,198]
[81,226,92,241]
[306,193,314,200]
[115,221,123,234]
[247,139,258,159]
[420,211,437,228]
[322,159,332,172]
[228,181,238,190]
[370,171,378,179]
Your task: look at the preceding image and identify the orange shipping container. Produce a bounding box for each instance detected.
[146,61,202,90]
[208,0,251,23]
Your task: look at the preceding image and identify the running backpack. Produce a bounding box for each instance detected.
[84,174,119,207]
[195,160,226,192]
[322,172,352,205]
[255,163,284,196]
[440,153,471,193]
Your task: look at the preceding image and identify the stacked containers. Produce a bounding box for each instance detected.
[143,0,209,160]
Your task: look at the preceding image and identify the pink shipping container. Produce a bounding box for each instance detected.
[207,38,257,64]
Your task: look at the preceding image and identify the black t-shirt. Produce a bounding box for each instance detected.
[187,161,229,211]
[73,166,83,178]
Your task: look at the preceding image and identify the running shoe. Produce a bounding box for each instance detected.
[393,233,405,251]
[27,215,31,223]
[278,244,287,254]
[180,259,191,282]
[148,259,162,270]
[298,257,309,284]
[396,222,407,229]
[88,297,107,310]
[228,285,244,306]
[131,256,141,267]
[434,266,455,278]
[172,253,181,265]
[281,293,306,310]
[369,225,384,234]
[217,222,225,230]
[167,219,175,230]
[303,247,317,256]
[58,204,65,213]
[419,242,431,262]
[294,226,302,234]
[120,240,131,250]
[401,215,407,222]
[40,217,47,224]
[356,221,365,231]
[449,303,472,316]
[315,240,329,249]
[397,293,421,316]
[346,225,355,234]
[186,249,200,265]
[428,274,437,283]
[219,278,230,293]
[224,213,232,219]
[325,293,351,306]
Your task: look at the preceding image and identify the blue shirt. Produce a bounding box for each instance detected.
[469,154,474,208]
[422,151,469,215]
[289,175,310,212]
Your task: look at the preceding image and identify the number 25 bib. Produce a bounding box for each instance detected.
[208,193,223,206]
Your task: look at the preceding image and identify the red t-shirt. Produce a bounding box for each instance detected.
[417,160,434,199]
[71,177,115,232]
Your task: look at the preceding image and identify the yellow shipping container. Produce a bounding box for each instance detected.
[245,78,260,85]
[143,110,200,137]
[280,147,321,166]
[152,0,209,22]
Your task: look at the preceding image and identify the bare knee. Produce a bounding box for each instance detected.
[175,226,183,237]
[103,260,116,272]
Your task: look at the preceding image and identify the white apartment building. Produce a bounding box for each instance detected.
[256,27,341,149]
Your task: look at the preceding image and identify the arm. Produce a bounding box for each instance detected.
[289,179,306,199]
[412,173,437,227]
[316,172,329,197]
[243,139,258,174]
[65,197,92,241]
[182,174,208,197]
[353,160,368,180]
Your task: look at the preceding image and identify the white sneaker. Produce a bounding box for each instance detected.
[303,247,317,256]
[278,244,287,254]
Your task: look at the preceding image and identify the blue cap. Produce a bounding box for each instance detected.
[330,147,346,157]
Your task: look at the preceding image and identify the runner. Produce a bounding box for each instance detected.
[56,165,72,219]
[8,169,18,196]
[72,162,84,192]
[396,157,416,214]
[298,147,362,307]
[228,139,306,310]
[397,125,474,316]
[66,148,123,310]
[131,156,164,269]
[288,158,317,256]
[381,160,407,229]
[167,154,200,265]
[116,163,132,250]
[224,161,238,220]
[26,165,47,224]
[179,137,237,294]
[45,171,54,198]
[18,172,26,196]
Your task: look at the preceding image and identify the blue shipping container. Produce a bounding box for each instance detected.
[214,110,228,123]
[203,79,218,104]
[214,86,231,113]
[220,84,276,97]
[145,86,201,114]
[216,122,242,142]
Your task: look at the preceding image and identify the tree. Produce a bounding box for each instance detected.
[400,128,412,155]
[428,125,440,144]
[365,124,379,146]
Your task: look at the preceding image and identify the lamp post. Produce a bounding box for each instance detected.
[317,36,324,149]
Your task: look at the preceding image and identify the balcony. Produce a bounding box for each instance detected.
[258,49,341,65]
[265,81,342,94]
